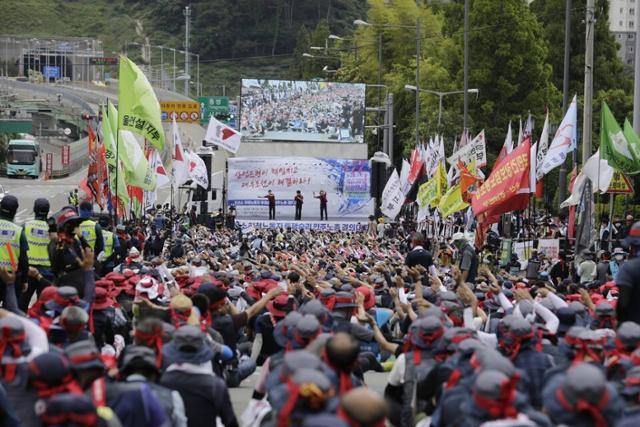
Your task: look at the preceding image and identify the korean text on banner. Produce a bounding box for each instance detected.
[205,116,242,154]
[472,138,531,217]
[447,130,487,167]
[381,169,404,219]
[118,56,164,151]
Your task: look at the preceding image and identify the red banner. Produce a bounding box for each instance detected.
[407,147,424,185]
[61,145,70,166]
[472,138,531,217]
[45,153,53,178]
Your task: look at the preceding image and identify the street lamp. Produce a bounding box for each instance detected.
[328,34,344,40]
[354,18,421,146]
[404,85,479,128]
[322,65,337,73]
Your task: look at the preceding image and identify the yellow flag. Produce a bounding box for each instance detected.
[438,183,469,218]
[433,162,448,206]
[118,56,165,151]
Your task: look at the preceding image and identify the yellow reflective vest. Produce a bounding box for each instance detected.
[24,219,50,267]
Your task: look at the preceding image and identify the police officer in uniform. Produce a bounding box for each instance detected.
[19,198,53,311]
[0,195,28,307]
[78,201,103,258]
[98,215,119,274]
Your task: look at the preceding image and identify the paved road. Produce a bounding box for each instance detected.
[229,370,388,420]
[0,169,87,225]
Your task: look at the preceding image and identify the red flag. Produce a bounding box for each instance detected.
[472,138,531,218]
[86,126,103,208]
[567,166,577,240]
[407,147,424,185]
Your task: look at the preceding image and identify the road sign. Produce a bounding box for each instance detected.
[43,66,60,79]
[607,171,634,194]
[199,96,229,125]
[89,57,118,66]
[160,101,200,123]
[61,145,70,166]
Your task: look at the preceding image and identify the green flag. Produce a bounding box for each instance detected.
[623,119,640,174]
[103,102,129,213]
[600,102,640,175]
[109,100,156,191]
[118,56,165,151]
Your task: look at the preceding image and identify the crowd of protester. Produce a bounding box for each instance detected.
[3,192,640,426]
[240,80,365,141]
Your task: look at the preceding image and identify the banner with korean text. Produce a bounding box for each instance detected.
[447,130,487,167]
[472,139,531,217]
[228,157,374,220]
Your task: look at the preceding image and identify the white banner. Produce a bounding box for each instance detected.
[205,116,242,153]
[447,130,487,167]
[381,169,404,219]
[228,157,373,220]
[513,241,534,267]
[236,219,368,233]
[537,239,560,261]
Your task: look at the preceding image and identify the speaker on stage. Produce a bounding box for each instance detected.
[370,162,385,198]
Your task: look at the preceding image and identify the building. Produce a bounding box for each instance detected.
[609,0,637,69]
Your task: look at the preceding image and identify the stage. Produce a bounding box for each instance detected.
[236,219,368,233]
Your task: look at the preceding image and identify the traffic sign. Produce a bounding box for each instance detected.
[607,171,634,194]
[89,57,118,66]
[199,96,229,125]
[160,101,200,123]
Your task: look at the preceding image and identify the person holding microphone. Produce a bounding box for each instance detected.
[314,190,328,221]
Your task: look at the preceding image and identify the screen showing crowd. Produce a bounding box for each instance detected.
[240,79,366,143]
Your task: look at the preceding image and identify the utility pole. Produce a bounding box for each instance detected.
[463,0,470,132]
[558,0,572,207]
[582,0,595,165]
[184,5,191,97]
[388,92,394,168]
[634,0,640,132]
[415,18,421,147]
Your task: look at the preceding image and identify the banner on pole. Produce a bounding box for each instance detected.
[61,145,70,166]
[447,130,487,167]
[45,153,53,178]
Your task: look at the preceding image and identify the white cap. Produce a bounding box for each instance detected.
[451,232,465,242]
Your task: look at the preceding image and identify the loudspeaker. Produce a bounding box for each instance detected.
[370,162,385,198]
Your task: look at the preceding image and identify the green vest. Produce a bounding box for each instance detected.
[103,230,114,258]
[24,219,50,267]
[0,219,22,272]
[79,220,97,251]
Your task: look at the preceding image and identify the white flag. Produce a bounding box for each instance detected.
[399,159,411,195]
[505,122,513,154]
[172,118,190,189]
[148,148,170,188]
[538,95,578,176]
[438,135,446,161]
[381,170,404,219]
[517,118,523,146]
[205,116,242,154]
[560,149,614,207]
[536,111,549,180]
[185,150,209,189]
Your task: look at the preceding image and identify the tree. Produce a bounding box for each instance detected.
[443,0,561,156]
[337,0,459,159]
[531,0,633,135]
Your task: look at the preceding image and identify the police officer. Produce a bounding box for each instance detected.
[0,195,28,307]
[98,216,119,274]
[19,198,53,311]
[78,201,103,258]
